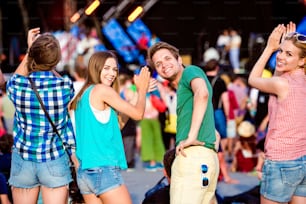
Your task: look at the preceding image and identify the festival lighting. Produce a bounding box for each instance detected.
[70,9,84,23]
[127,6,144,23]
[85,0,101,16]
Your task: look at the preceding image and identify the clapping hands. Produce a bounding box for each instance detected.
[267,21,296,52]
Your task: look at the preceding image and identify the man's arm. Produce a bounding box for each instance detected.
[188,78,209,140]
[176,77,206,156]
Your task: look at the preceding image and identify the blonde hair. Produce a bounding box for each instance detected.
[70,51,120,110]
[284,33,306,74]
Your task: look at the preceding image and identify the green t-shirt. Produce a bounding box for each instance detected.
[176,65,216,150]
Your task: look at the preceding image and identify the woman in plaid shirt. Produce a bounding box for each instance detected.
[6,28,76,204]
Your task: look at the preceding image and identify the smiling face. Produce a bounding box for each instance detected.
[100,57,119,86]
[151,48,183,82]
[276,40,305,73]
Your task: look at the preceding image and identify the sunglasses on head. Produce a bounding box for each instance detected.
[285,32,306,43]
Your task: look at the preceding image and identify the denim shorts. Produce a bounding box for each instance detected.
[77,166,124,196]
[9,151,72,188]
[260,155,306,202]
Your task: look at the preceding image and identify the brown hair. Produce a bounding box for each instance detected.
[163,148,176,178]
[240,135,257,155]
[70,51,120,110]
[27,33,61,72]
[203,59,219,72]
[74,63,88,80]
[147,41,180,69]
[119,73,133,86]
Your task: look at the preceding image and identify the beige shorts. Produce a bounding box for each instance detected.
[170,146,219,204]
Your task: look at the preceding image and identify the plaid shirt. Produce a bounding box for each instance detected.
[7,71,76,162]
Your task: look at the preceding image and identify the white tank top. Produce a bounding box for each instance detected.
[90,104,111,124]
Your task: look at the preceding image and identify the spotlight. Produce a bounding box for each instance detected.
[127,6,144,23]
[85,0,101,16]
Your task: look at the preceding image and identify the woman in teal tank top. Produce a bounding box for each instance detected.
[70,51,151,204]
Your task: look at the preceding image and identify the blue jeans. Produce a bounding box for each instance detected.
[229,48,240,70]
[260,155,306,202]
[77,166,124,196]
[9,151,72,188]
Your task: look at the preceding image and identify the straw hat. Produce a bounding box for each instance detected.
[237,121,255,138]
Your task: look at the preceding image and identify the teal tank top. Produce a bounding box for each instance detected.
[75,85,127,170]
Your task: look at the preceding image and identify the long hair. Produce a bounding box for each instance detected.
[70,51,120,110]
[27,33,61,72]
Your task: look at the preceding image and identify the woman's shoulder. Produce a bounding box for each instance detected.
[91,84,116,101]
[92,84,109,93]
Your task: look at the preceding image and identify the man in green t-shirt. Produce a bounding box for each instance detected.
[147,42,220,204]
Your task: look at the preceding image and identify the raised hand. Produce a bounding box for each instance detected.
[148,78,158,92]
[133,66,151,94]
[281,21,296,42]
[27,27,40,48]
[266,24,286,52]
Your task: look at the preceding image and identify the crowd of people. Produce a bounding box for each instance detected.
[0,20,305,204]
[216,28,242,74]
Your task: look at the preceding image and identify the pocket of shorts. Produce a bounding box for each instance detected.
[11,152,23,176]
[85,168,101,173]
[281,165,303,186]
[110,167,120,180]
[47,155,70,177]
